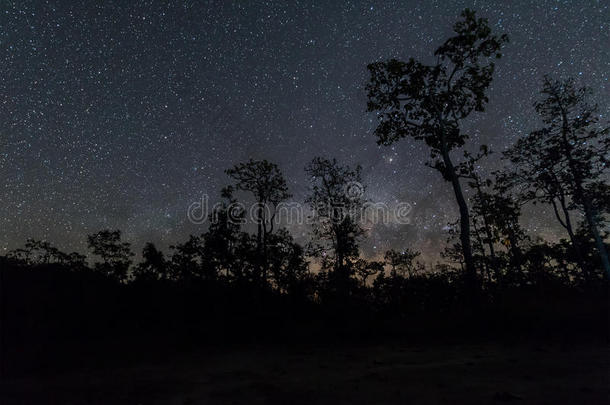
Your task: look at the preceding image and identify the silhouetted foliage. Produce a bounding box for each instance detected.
[384,248,422,278]
[354,258,384,286]
[502,76,610,279]
[7,238,87,268]
[200,186,245,281]
[366,9,508,286]
[87,229,134,282]
[226,159,292,285]
[305,157,365,295]
[267,228,310,296]
[451,146,530,283]
[133,242,167,282]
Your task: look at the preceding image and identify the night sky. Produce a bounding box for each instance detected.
[1,1,608,261]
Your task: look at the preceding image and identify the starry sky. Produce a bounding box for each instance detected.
[1,1,608,261]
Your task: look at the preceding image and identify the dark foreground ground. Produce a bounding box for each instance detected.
[1,342,608,404]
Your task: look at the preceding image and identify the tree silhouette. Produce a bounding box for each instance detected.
[169,234,204,281]
[484,190,528,275]
[202,186,245,280]
[504,77,609,278]
[536,77,609,278]
[366,9,508,288]
[354,258,385,286]
[305,157,365,290]
[58,251,88,268]
[87,229,134,282]
[453,146,529,282]
[226,159,292,285]
[267,228,309,295]
[456,146,499,279]
[8,239,55,264]
[133,242,167,281]
[384,248,421,278]
[500,125,588,273]
[7,238,86,267]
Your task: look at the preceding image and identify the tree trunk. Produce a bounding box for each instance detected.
[440,146,477,287]
[559,108,610,278]
[558,198,581,258]
[551,196,589,274]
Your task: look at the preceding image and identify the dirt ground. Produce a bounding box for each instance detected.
[1,342,608,404]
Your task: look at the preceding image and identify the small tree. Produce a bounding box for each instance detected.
[169,235,204,281]
[354,258,385,286]
[133,242,167,281]
[484,190,527,271]
[366,9,508,287]
[87,229,133,282]
[384,248,421,278]
[267,229,309,295]
[202,186,245,280]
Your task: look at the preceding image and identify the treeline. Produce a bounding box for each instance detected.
[4,130,608,292]
[2,138,608,319]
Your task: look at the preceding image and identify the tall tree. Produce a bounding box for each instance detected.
[536,77,609,278]
[226,159,292,284]
[366,9,508,286]
[305,157,365,288]
[500,126,587,272]
[504,77,609,278]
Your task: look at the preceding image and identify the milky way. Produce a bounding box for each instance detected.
[1,1,608,260]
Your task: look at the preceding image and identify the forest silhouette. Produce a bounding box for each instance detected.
[1,10,608,388]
